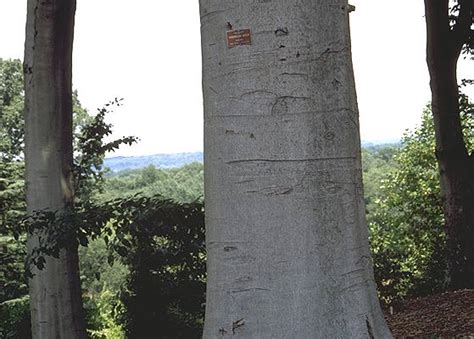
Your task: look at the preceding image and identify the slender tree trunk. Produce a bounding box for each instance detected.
[424,0,474,289]
[24,0,86,337]
[200,1,391,337]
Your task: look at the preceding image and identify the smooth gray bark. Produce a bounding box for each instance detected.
[24,0,86,337]
[200,1,391,337]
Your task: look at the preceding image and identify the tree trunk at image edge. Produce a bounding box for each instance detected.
[425,0,474,289]
[199,1,392,337]
[24,0,86,337]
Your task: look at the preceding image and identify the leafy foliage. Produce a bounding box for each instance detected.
[368,95,474,302]
[84,286,126,339]
[0,296,31,339]
[116,197,205,338]
[0,235,27,305]
[74,98,138,201]
[361,144,398,212]
[0,58,24,160]
[79,237,129,296]
[0,59,28,307]
[102,162,204,203]
[448,0,474,56]
[26,194,206,338]
[80,238,128,338]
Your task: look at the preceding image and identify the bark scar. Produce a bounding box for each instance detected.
[232,318,245,334]
[366,316,374,339]
[275,27,289,36]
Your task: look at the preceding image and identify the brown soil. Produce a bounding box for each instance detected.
[384,289,474,338]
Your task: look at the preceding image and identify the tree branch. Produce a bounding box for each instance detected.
[452,0,474,54]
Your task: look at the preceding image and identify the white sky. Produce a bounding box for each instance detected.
[1,1,472,156]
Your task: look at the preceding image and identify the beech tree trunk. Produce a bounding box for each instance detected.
[24,0,86,337]
[424,0,474,289]
[200,1,391,337]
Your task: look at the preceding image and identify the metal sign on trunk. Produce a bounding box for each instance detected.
[226,29,252,48]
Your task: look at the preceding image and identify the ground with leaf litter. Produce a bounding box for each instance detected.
[384,289,474,337]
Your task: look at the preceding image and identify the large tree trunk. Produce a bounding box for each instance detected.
[424,0,474,289]
[200,1,391,337]
[24,0,86,337]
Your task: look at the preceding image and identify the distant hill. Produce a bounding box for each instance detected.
[361,139,400,148]
[104,140,400,172]
[104,152,203,172]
